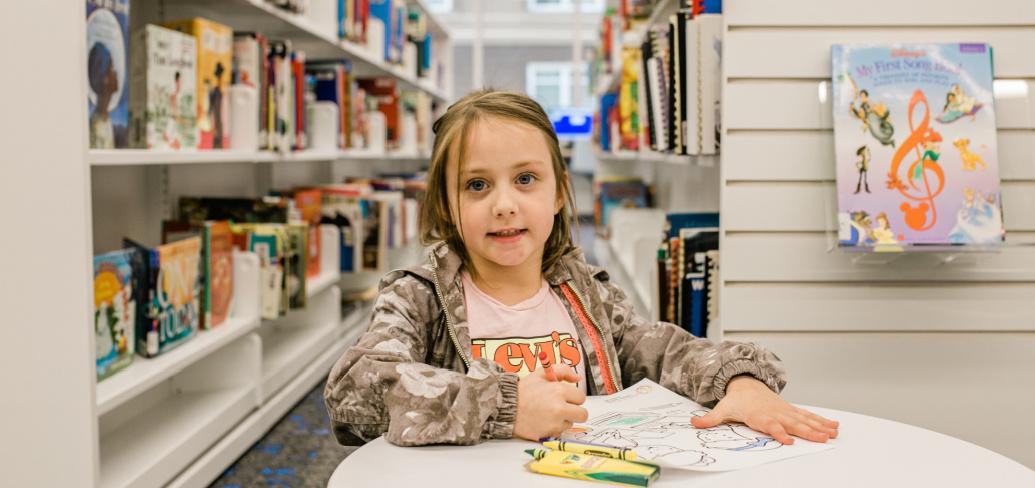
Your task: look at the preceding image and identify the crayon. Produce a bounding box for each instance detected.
[538,350,557,382]
[542,440,638,460]
[524,448,660,487]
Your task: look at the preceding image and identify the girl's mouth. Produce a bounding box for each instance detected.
[488,228,527,241]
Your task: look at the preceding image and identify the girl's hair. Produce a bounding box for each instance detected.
[420,88,576,274]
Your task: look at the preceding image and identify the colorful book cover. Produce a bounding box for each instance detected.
[124,237,202,357]
[93,249,135,381]
[164,18,233,149]
[203,221,234,328]
[244,226,284,319]
[86,0,130,149]
[832,43,1004,250]
[358,77,400,148]
[129,24,198,150]
[294,189,323,278]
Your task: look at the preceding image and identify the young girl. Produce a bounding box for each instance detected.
[325,89,838,447]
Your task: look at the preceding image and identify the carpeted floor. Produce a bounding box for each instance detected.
[209,382,356,488]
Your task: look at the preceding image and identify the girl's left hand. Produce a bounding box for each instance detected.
[689,375,839,444]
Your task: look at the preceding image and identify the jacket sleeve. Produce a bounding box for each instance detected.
[323,272,520,447]
[595,274,787,407]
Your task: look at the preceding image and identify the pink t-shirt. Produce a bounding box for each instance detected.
[461,271,588,394]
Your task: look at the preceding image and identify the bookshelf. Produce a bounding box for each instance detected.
[58,1,452,487]
[89,148,434,166]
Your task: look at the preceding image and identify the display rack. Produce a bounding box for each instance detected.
[80,1,449,486]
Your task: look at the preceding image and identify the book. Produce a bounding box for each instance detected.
[285,222,308,309]
[179,196,290,224]
[358,77,400,149]
[93,249,136,381]
[832,43,1004,249]
[239,225,284,319]
[164,18,234,149]
[124,236,202,357]
[129,24,198,150]
[595,179,650,237]
[86,0,130,149]
[293,189,323,278]
[233,32,269,147]
[203,221,234,328]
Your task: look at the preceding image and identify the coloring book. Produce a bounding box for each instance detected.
[562,379,834,472]
[831,43,1004,250]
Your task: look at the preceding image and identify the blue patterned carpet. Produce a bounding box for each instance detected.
[210,382,356,488]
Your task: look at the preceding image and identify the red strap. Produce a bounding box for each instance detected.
[559,283,618,394]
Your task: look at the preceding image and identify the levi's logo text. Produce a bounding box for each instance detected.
[472,331,582,379]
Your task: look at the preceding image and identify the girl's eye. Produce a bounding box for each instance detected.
[516,173,536,185]
[466,179,488,192]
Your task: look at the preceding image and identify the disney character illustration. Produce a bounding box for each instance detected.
[953,137,987,171]
[948,187,1004,245]
[871,212,900,245]
[87,42,118,149]
[936,84,983,123]
[842,210,875,247]
[854,145,872,194]
[696,424,782,452]
[846,75,895,147]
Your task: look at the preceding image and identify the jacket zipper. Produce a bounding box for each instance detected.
[560,281,620,394]
[430,251,470,370]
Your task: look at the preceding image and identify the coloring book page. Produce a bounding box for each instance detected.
[561,379,835,472]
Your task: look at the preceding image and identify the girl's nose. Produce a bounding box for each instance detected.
[492,190,518,217]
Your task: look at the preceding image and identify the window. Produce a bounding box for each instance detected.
[526,61,592,113]
[526,0,605,14]
[424,0,453,14]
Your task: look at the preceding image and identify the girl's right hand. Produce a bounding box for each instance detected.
[513,364,588,441]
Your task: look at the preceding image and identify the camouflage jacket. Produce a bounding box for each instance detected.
[325,242,787,447]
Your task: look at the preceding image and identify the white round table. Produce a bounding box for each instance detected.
[328,406,1034,487]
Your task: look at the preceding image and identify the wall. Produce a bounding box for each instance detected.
[719,0,1035,468]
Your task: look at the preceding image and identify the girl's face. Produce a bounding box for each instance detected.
[446,116,563,273]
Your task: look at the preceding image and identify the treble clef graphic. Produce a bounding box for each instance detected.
[885,90,946,232]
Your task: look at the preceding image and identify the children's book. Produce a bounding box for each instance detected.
[203,221,234,328]
[94,249,136,380]
[129,24,198,150]
[832,43,1004,250]
[358,77,401,149]
[285,222,308,309]
[86,0,130,149]
[123,236,202,357]
[293,189,323,278]
[240,225,284,319]
[164,18,234,149]
[595,178,650,237]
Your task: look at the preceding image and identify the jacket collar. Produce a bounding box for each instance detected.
[422,240,587,288]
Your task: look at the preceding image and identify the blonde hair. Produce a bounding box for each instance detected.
[420,89,576,274]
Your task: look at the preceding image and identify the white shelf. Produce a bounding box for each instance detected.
[596,238,651,317]
[99,385,256,488]
[260,321,341,399]
[164,305,372,488]
[89,149,278,166]
[306,268,341,299]
[90,148,432,167]
[162,0,449,102]
[95,314,261,416]
[594,148,697,165]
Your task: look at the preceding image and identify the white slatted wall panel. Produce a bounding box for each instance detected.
[720,0,1035,468]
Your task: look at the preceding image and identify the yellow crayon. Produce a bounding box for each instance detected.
[542,440,639,460]
[524,449,660,487]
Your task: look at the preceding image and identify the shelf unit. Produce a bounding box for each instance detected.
[593,0,678,97]
[154,0,451,102]
[75,1,450,487]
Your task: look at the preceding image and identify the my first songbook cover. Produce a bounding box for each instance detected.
[832,43,1004,250]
